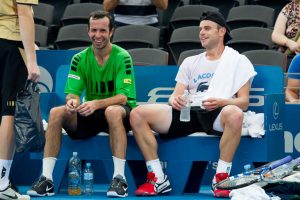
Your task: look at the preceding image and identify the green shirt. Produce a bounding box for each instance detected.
[65,44,136,108]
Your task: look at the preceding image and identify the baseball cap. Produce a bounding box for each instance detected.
[201,11,232,43]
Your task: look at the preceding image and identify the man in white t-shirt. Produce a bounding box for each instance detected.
[103,0,168,26]
[129,11,256,197]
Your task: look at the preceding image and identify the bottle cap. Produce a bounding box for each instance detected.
[73,152,78,156]
[86,163,91,168]
[244,164,251,171]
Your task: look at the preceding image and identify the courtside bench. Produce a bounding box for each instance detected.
[32,65,285,195]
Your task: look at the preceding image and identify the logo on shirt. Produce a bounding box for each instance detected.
[197,82,209,92]
[123,78,132,84]
[193,73,214,83]
[68,74,80,80]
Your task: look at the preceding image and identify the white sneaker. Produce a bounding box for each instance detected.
[0,183,30,200]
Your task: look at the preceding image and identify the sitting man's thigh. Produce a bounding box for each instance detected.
[133,104,172,134]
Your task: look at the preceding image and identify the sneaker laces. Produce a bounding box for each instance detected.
[110,176,126,189]
[32,176,45,188]
[138,172,158,191]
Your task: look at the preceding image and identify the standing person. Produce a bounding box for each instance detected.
[130,11,256,197]
[27,11,136,198]
[286,54,300,103]
[103,0,168,26]
[0,0,40,199]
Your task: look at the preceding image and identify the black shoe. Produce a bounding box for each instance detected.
[0,183,30,199]
[27,176,54,196]
[107,175,128,198]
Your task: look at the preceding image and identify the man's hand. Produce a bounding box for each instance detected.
[170,95,187,111]
[202,97,221,111]
[27,62,40,82]
[77,100,97,116]
[66,99,79,114]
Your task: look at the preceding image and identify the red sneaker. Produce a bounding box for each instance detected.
[135,172,172,196]
[212,173,231,198]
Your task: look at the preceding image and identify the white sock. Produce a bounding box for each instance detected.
[0,159,12,190]
[216,159,232,174]
[42,157,57,181]
[146,159,164,183]
[112,156,126,179]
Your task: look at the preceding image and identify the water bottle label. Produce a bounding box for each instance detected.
[84,172,93,180]
[69,171,80,185]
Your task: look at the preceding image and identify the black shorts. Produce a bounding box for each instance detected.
[163,107,223,139]
[0,39,27,116]
[65,105,132,140]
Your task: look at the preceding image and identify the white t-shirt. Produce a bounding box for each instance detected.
[176,51,253,107]
[176,53,219,106]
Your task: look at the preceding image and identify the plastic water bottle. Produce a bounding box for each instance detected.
[244,164,251,174]
[83,163,94,195]
[68,152,82,195]
[180,90,190,122]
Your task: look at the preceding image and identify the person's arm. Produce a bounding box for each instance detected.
[168,82,187,111]
[152,0,168,10]
[286,79,300,103]
[272,12,300,53]
[202,81,251,111]
[17,3,40,82]
[103,0,119,12]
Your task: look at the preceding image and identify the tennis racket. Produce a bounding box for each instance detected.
[262,156,300,183]
[215,155,293,190]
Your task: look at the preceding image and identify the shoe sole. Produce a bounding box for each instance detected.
[135,188,172,196]
[107,191,128,198]
[18,195,31,200]
[27,190,55,197]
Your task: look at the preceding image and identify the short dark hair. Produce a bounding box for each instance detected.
[88,11,114,31]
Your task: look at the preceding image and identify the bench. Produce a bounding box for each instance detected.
[33,65,285,195]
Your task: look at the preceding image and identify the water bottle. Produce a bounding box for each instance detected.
[83,162,94,195]
[68,152,82,195]
[244,164,251,174]
[180,90,190,122]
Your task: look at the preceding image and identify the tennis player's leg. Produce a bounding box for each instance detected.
[130,104,173,196]
[213,105,243,197]
[28,106,77,196]
[105,105,130,198]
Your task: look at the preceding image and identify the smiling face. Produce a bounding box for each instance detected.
[199,20,226,49]
[88,17,113,50]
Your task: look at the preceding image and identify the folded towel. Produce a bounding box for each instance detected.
[243,111,265,138]
[230,184,270,200]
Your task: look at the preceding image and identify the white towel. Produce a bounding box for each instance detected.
[204,46,257,99]
[229,184,271,200]
[243,111,265,138]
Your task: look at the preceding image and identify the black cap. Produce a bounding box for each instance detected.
[201,11,232,43]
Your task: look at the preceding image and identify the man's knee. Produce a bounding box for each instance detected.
[49,106,66,124]
[221,105,243,127]
[129,106,144,127]
[105,105,124,123]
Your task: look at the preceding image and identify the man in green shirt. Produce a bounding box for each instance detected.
[27,11,136,198]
